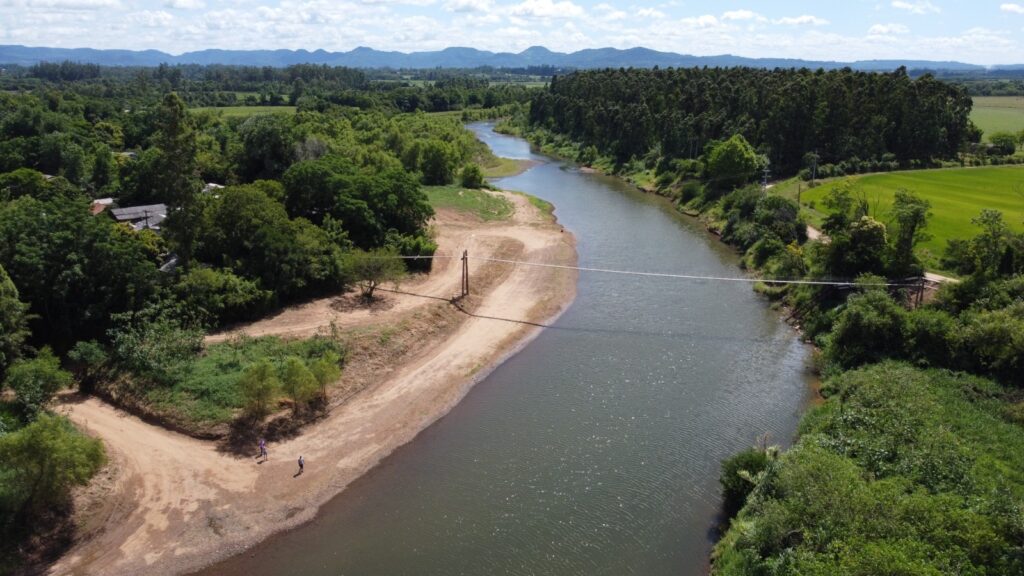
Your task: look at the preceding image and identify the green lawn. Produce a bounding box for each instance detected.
[191,105,297,117]
[799,166,1024,270]
[425,185,513,221]
[971,96,1024,141]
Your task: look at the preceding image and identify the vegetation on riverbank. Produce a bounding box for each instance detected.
[715,362,1024,575]
[515,68,1024,575]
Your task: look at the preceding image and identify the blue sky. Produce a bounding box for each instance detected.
[3,0,1023,64]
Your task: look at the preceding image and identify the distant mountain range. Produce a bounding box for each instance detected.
[2,44,1022,71]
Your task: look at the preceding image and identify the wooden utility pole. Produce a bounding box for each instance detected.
[461,250,469,297]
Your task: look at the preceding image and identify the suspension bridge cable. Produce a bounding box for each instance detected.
[467,257,922,288]
[366,254,922,287]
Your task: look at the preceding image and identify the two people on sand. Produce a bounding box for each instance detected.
[258,438,305,476]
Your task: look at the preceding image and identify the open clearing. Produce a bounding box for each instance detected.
[191,105,297,117]
[799,165,1024,270]
[971,96,1024,140]
[424,185,514,220]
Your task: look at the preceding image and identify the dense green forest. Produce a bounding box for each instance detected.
[513,66,1024,574]
[525,67,976,175]
[0,69,512,570]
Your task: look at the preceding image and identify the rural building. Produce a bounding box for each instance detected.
[109,203,167,232]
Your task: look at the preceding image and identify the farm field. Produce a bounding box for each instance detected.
[798,165,1024,271]
[191,105,297,117]
[971,96,1024,140]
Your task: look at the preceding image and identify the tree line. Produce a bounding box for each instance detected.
[527,66,974,175]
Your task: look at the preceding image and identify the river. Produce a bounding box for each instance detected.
[199,122,813,576]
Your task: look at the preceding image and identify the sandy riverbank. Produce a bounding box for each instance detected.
[49,189,577,576]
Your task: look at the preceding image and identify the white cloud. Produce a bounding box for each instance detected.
[507,0,583,19]
[892,1,940,15]
[443,0,490,12]
[129,9,174,27]
[868,22,910,34]
[5,0,120,9]
[774,15,829,26]
[636,7,664,19]
[679,14,719,28]
[722,9,761,21]
[594,3,626,21]
[164,0,203,8]
[1001,3,1024,14]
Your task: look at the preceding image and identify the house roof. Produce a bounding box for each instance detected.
[110,204,167,230]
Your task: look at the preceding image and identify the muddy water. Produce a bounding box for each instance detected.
[199,122,813,576]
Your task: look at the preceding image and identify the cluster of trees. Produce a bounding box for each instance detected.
[527,67,974,175]
[2,61,536,114]
[0,344,105,567]
[0,77,502,386]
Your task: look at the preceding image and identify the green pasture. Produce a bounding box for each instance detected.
[191,105,297,117]
[799,166,1024,270]
[971,96,1024,141]
[425,185,514,221]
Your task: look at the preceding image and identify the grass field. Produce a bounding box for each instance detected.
[146,335,344,425]
[971,96,1024,141]
[798,166,1024,271]
[425,185,514,221]
[191,105,297,117]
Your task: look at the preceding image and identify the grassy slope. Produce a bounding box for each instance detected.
[797,166,1024,270]
[425,185,514,221]
[971,96,1024,140]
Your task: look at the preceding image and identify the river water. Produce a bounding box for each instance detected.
[200,123,812,576]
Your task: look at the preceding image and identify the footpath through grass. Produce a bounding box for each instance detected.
[798,166,1024,270]
[971,96,1024,141]
[425,185,514,221]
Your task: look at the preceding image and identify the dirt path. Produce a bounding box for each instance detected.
[50,190,577,576]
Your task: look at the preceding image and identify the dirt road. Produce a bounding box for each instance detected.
[50,190,577,576]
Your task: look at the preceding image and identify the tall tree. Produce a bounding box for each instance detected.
[888,190,931,278]
[153,93,202,270]
[0,264,30,378]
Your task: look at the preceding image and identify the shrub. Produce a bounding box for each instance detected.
[824,285,908,370]
[280,356,318,413]
[720,448,769,518]
[904,308,956,368]
[459,163,485,189]
[3,349,73,421]
[109,310,204,386]
[237,360,280,420]
[174,267,273,327]
[0,414,105,523]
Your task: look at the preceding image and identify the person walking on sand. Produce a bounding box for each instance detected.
[258,438,267,462]
[297,455,304,475]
